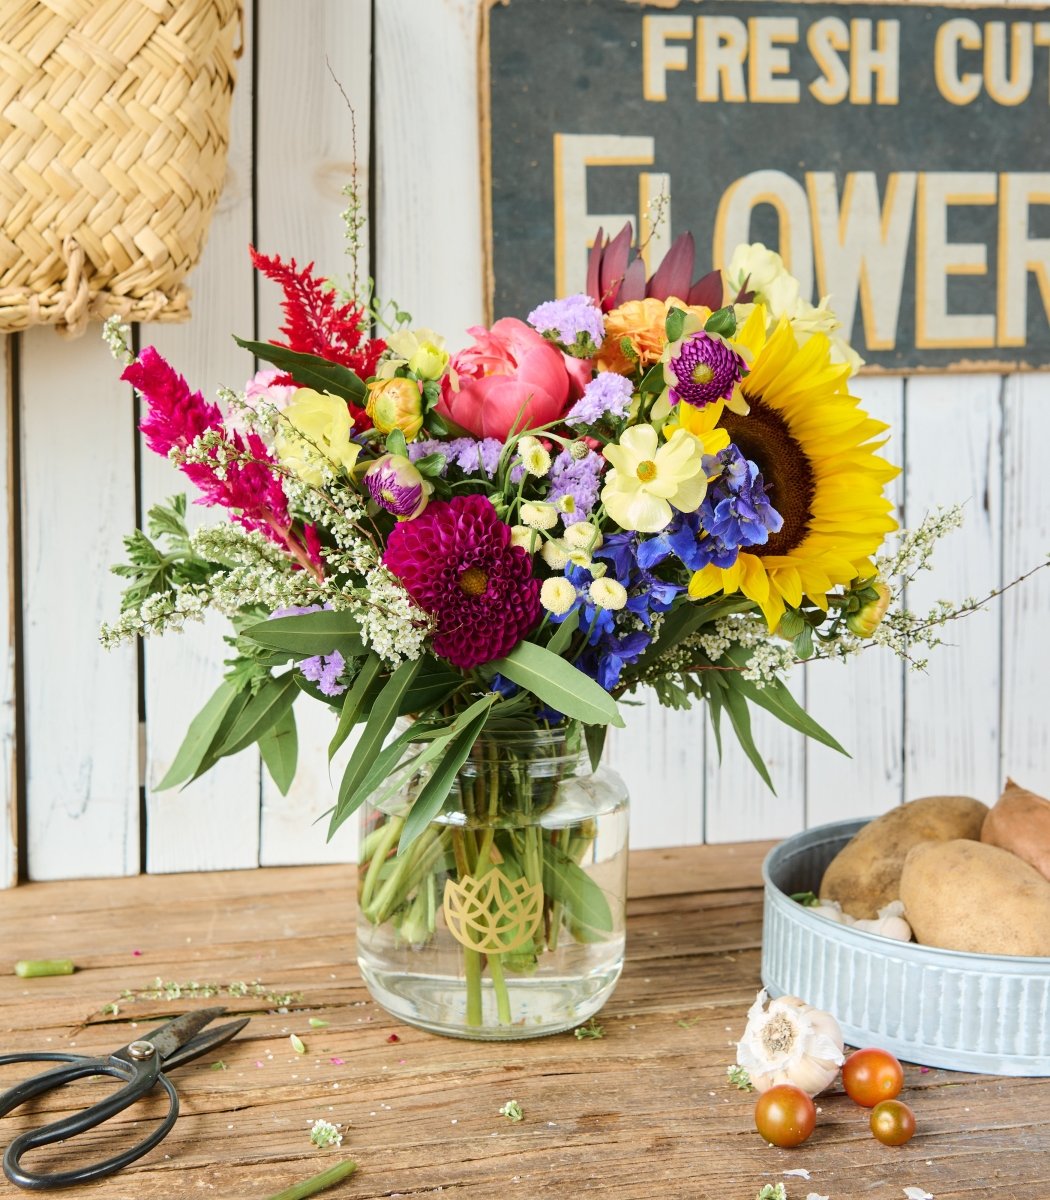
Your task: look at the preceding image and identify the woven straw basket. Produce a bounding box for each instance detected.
[0,0,242,336]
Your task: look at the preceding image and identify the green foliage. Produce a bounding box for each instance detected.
[111,496,212,611]
[664,305,686,343]
[704,305,737,338]
[242,610,366,659]
[491,641,624,727]
[233,337,366,403]
[259,705,298,795]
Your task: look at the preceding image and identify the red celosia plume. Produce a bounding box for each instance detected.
[250,247,386,382]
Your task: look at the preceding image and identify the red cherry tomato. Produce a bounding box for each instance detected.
[842,1047,904,1107]
[754,1084,817,1148]
[870,1099,917,1146]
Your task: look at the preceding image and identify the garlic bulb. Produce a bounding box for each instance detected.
[736,989,845,1096]
[807,897,912,942]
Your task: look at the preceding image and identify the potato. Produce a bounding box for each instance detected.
[900,839,1050,956]
[819,795,988,919]
[981,779,1050,883]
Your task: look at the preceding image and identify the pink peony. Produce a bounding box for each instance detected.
[383,495,540,670]
[437,318,589,441]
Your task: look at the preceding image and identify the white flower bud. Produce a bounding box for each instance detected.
[588,578,628,610]
[540,539,570,570]
[540,577,578,616]
[568,439,590,461]
[517,436,552,477]
[563,521,603,551]
[555,493,576,514]
[509,525,537,552]
[520,502,559,530]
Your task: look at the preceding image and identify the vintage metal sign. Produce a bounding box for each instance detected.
[485,0,1050,370]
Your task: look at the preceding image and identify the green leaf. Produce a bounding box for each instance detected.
[259,704,298,795]
[187,688,253,784]
[634,597,751,673]
[584,723,607,772]
[330,658,423,833]
[637,360,666,395]
[385,428,408,457]
[156,681,240,790]
[424,409,450,436]
[720,677,775,792]
[704,306,737,337]
[242,610,366,660]
[721,644,847,755]
[233,337,366,403]
[398,656,461,714]
[490,641,624,727]
[217,672,299,758]
[398,699,497,852]
[664,306,686,343]
[413,453,447,479]
[329,652,383,761]
[543,843,614,935]
[546,608,580,658]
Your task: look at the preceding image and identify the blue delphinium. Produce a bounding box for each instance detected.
[694,445,783,568]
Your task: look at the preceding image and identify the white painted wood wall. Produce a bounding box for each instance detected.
[1,0,1046,885]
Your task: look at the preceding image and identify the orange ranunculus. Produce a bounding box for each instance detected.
[597,298,712,375]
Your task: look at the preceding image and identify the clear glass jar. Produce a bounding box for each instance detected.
[356,722,629,1039]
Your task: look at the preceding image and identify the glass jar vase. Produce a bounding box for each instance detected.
[356,722,629,1039]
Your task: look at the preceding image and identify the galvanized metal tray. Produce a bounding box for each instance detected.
[762,818,1050,1076]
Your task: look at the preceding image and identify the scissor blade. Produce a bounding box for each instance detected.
[132,1006,228,1063]
[160,1017,250,1071]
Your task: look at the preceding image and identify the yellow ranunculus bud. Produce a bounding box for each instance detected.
[407,340,450,381]
[846,582,892,638]
[274,388,361,486]
[365,377,425,441]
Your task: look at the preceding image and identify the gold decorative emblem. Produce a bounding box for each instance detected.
[442,869,543,954]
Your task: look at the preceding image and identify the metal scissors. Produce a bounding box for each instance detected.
[0,1007,249,1190]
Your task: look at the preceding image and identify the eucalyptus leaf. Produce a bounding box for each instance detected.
[233,337,366,402]
[398,699,496,852]
[584,723,607,773]
[542,844,614,935]
[327,658,422,838]
[720,677,775,792]
[259,704,298,795]
[721,643,847,755]
[328,652,383,761]
[217,672,299,758]
[546,608,580,658]
[491,641,623,727]
[187,687,253,784]
[243,610,366,659]
[156,680,240,791]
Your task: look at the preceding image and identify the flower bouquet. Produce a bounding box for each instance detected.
[104,227,908,1037]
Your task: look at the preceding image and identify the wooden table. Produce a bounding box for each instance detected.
[1,844,1047,1199]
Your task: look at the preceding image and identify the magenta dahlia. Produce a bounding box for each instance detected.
[383,495,540,670]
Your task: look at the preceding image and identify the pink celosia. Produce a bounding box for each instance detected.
[123,347,321,573]
[382,495,540,670]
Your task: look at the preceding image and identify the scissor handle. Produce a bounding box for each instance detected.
[0,1053,179,1191]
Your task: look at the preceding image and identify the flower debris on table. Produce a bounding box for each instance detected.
[309,1119,343,1149]
[574,1018,604,1040]
[499,1100,524,1122]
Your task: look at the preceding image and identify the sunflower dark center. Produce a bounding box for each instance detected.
[458,566,489,597]
[720,394,815,556]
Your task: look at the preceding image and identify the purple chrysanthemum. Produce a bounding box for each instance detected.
[527,294,605,351]
[565,372,634,426]
[383,495,541,669]
[666,332,747,409]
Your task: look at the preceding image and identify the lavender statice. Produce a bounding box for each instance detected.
[406,437,502,478]
[527,293,605,356]
[565,373,634,427]
[300,651,347,696]
[547,448,603,525]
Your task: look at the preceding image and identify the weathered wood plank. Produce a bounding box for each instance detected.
[17,330,139,879]
[253,0,373,867]
[140,0,260,874]
[2,845,1046,1200]
[903,376,1003,805]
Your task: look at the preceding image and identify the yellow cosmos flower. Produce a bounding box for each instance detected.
[687,319,900,630]
[602,425,706,533]
[275,388,361,486]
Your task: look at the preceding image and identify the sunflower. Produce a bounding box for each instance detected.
[677,315,899,630]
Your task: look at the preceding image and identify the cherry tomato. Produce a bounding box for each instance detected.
[870,1099,917,1146]
[754,1084,817,1148]
[841,1047,904,1107]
